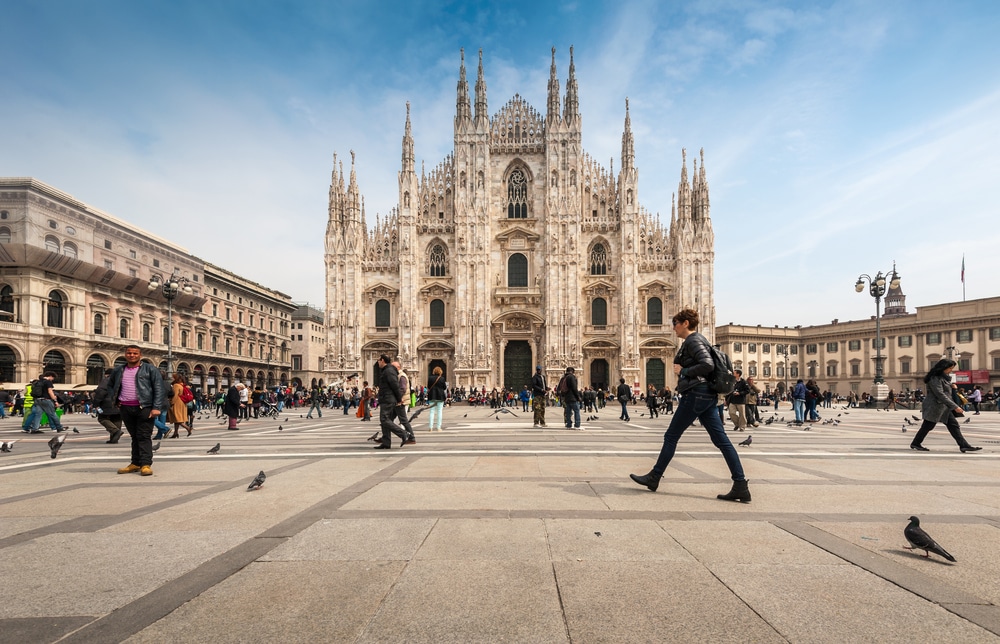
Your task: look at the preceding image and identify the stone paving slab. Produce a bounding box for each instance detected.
[263,518,436,561]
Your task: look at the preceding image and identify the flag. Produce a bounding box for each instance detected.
[961,255,965,283]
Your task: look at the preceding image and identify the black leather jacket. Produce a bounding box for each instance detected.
[378,364,404,405]
[530,372,547,396]
[108,362,166,410]
[673,332,715,393]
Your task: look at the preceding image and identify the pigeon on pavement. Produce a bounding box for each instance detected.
[247,470,266,491]
[904,516,956,562]
[738,435,752,447]
[902,424,907,432]
[207,443,221,454]
[48,433,66,459]
[964,417,971,424]
[72,428,79,433]
[152,441,161,452]
[1,440,17,453]
[911,415,920,421]
[408,405,430,422]
[278,425,283,431]
[490,408,518,418]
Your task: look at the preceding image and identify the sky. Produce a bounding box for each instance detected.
[2,0,999,328]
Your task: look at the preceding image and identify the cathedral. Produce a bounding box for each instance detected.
[324,47,715,393]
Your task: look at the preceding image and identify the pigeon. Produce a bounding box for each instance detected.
[48,433,66,459]
[367,430,381,442]
[207,443,221,454]
[904,516,956,562]
[72,427,79,433]
[964,417,971,424]
[738,435,752,447]
[408,405,430,422]
[463,414,468,417]
[594,532,602,537]
[1,440,17,452]
[152,441,161,452]
[905,418,914,425]
[278,425,283,431]
[764,417,773,425]
[284,417,288,422]
[902,424,907,433]
[490,408,518,418]
[247,470,266,491]
[640,412,645,417]
[911,415,920,421]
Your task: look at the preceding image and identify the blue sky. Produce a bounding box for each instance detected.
[2,0,998,327]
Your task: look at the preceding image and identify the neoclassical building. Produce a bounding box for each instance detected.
[324,48,716,392]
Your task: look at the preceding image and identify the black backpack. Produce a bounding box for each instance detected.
[698,337,736,395]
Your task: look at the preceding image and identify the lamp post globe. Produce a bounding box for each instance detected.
[855,266,901,405]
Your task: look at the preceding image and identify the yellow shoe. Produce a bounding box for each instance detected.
[140,465,153,476]
[118,464,141,474]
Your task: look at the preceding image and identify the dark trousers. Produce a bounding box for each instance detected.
[119,405,155,466]
[620,400,630,420]
[911,417,971,449]
[653,387,745,481]
[98,413,123,439]
[379,403,409,446]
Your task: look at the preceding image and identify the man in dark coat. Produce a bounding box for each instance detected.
[374,354,412,449]
[93,368,123,443]
[224,383,244,430]
[530,366,547,427]
[561,366,582,429]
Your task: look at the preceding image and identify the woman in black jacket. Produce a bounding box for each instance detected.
[426,366,448,431]
[630,308,750,502]
[910,359,980,452]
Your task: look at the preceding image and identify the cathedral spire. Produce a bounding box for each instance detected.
[347,150,360,222]
[564,45,579,123]
[402,101,414,174]
[328,152,341,221]
[456,48,471,125]
[546,46,561,123]
[621,97,634,171]
[474,49,488,125]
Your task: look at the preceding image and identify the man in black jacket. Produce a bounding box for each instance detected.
[560,366,582,429]
[93,368,123,443]
[108,345,165,476]
[616,378,633,422]
[374,354,412,449]
[530,366,547,427]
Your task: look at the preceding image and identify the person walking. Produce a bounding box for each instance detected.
[519,385,531,412]
[426,366,447,431]
[305,384,323,419]
[791,379,807,422]
[93,368,123,443]
[374,355,412,449]
[909,359,981,453]
[970,386,982,414]
[745,377,761,427]
[167,373,190,438]
[224,383,243,430]
[26,372,65,434]
[646,384,659,418]
[727,370,750,431]
[108,345,165,476]
[616,378,632,422]
[559,366,582,429]
[531,366,547,427]
[629,308,750,502]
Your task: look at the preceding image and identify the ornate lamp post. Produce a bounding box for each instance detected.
[855,266,901,402]
[148,271,193,377]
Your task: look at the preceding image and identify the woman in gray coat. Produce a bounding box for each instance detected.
[910,359,981,452]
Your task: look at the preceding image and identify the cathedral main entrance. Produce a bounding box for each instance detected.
[590,359,609,391]
[503,341,532,391]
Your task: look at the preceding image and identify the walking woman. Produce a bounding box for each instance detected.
[167,373,190,438]
[426,366,447,431]
[629,308,750,502]
[910,359,981,453]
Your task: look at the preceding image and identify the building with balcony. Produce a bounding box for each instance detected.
[0,178,295,392]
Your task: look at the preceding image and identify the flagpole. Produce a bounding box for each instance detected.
[962,254,966,301]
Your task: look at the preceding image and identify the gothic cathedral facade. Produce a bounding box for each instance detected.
[324,48,715,393]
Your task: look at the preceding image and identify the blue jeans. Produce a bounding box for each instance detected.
[619,400,630,420]
[30,399,63,432]
[651,386,745,481]
[563,400,581,428]
[792,398,805,422]
[427,400,444,430]
[807,398,820,420]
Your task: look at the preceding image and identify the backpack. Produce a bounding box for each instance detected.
[557,375,569,395]
[180,386,194,404]
[697,336,736,395]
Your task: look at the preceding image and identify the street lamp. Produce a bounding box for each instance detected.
[855,266,901,402]
[148,271,193,377]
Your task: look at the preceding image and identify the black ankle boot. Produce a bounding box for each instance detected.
[629,471,661,492]
[717,479,751,503]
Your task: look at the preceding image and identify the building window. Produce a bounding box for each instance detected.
[142,323,151,342]
[790,345,798,355]
[225,338,232,354]
[790,366,799,377]
[237,341,243,356]
[871,338,886,349]
[375,299,391,327]
[989,327,1000,340]
[851,363,860,376]
[507,253,528,287]
[826,364,837,377]
[733,342,742,352]
[762,365,771,377]
[104,260,113,270]
[900,360,911,374]
[926,332,941,345]
[590,243,608,275]
[181,330,188,348]
[45,235,60,253]
[993,356,1000,370]
[429,244,447,277]
[592,297,607,326]
[212,304,218,316]
[238,311,243,324]
[93,313,104,335]
[212,336,218,352]
[128,268,137,277]
[429,299,445,327]
[826,342,838,352]
[849,340,861,351]
[129,249,136,259]
[958,358,971,370]
[46,291,64,328]
[898,335,912,347]
[291,355,302,370]
[48,220,58,229]
[646,297,662,325]
[808,363,817,378]
[225,308,231,320]
[957,329,973,343]
[748,343,757,352]
[762,343,770,353]
[0,227,10,244]
[748,366,757,377]
[806,344,817,354]
[62,242,78,258]
[104,239,112,249]
[119,318,129,339]
[153,259,160,268]
[506,168,528,218]
[197,333,204,350]
[776,366,784,377]
[163,326,169,345]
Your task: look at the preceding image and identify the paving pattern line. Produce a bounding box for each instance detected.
[773,520,1000,637]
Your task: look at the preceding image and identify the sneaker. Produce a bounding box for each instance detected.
[140,465,153,476]
[118,464,141,474]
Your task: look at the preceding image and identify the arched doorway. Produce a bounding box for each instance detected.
[43,350,67,383]
[428,359,447,382]
[503,341,532,391]
[0,345,17,382]
[590,359,609,392]
[646,358,666,390]
[86,354,106,385]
